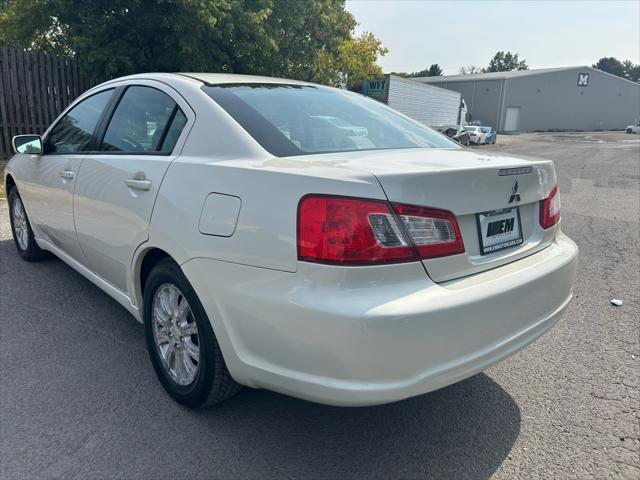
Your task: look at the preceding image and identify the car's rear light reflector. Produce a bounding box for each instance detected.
[539,185,560,229]
[392,204,465,259]
[368,213,409,247]
[297,195,466,265]
[297,195,416,265]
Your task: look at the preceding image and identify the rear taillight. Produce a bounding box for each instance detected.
[297,195,464,265]
[392,203,465,259]
[297,195,416,265]
[539,185,560,229]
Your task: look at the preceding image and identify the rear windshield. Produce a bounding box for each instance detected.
[203,84,458,157]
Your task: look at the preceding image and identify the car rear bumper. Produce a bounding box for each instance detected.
[182,233,578,406]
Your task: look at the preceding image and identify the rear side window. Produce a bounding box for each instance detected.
[100,86,185,153]
[46,89,113,154]
[203,84,458,157]
[159,109,187,153]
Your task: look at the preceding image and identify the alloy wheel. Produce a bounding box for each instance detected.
[151,283,200,386]
[11,196,29,251]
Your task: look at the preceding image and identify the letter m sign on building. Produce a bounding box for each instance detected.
[577,73,590,86]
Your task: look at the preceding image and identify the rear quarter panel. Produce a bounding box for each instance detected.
[148,157,384,273]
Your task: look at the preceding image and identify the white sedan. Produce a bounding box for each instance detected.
[463,125,487,144]
[5,73,578,408]
[626,123,640,133]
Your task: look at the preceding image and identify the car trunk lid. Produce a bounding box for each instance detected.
[293,147,558,282]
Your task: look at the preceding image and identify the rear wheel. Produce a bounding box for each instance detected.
[8,187,48,261]
[143,258,241,408]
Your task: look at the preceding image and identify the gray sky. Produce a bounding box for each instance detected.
[346,0,640,75]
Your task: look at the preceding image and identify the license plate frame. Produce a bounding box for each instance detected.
[476,207,523,255]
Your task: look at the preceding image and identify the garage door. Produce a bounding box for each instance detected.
[504,107,520,131]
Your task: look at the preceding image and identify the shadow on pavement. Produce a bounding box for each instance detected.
[190,372,520,479]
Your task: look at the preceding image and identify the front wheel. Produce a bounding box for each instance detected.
[8,187,49,261]
[627,128,633,133]
[144,258,241,408]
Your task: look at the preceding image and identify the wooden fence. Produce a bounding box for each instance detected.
[0,45,100,159]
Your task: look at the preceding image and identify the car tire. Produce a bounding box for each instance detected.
[143,258,241,408]
[626,128,633,133]
[8,187,49,261]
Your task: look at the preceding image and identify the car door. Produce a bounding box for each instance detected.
[72,82,191,294]
[20,88,114,261]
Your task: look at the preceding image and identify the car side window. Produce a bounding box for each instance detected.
[159,109,187,153]
[45,89,114,154]
[100,86,185,153]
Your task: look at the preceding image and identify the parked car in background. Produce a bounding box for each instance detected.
[625,123,640,134]
[463,125,487,144]
[480,126,497,144]
[436,125,470,146]
[6,73,578,408]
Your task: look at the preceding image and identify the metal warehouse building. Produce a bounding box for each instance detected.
[414,66,640,132]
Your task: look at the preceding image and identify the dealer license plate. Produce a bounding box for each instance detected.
[476,207,523,255]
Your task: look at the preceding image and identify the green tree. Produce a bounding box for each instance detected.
[0,0,274,76]
[0,0,70,54]
[390,64,443,78]
[253,0,356,83]
[593,57,639,83]
[334,32,388,86]
[593,57,625,78]
[622,60,640,83]
[486,51,528,72]
[459,65,484,75]
[425,64,443,77]
[0,0,385,86]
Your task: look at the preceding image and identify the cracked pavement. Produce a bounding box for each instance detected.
[1,132,639,479]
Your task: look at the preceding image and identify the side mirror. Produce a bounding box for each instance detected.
[12,134,43,155]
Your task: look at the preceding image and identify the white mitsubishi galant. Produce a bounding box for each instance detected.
[5,73,578,408]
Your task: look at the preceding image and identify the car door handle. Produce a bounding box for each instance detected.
[59,170,75,179]
[125,178,152,191]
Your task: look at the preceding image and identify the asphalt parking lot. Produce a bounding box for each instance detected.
[1,131,638,479]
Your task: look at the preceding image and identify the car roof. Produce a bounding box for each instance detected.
[96,72,317,89]
[177,72,314,87]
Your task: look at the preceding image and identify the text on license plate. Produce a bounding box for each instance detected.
[476,207,523,255]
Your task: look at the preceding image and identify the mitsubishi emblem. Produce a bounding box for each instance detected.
[508,180,521,203]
